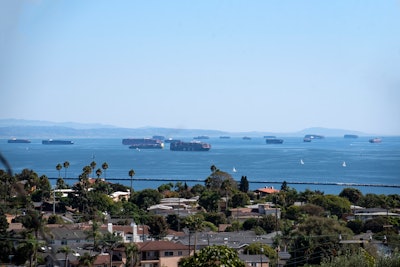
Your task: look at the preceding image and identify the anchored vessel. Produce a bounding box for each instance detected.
[193,135,209,140]
[369,138,382,143]
[266,138,284,144]
[42,139,74,145]
[170,141,211,151]
[123,138,164,149]
[8,138,31,143]
[344,134,358,139]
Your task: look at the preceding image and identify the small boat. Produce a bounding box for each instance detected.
[303,137,312,142]
[243,136,251,140]
[233,167,237,173]
[219,136,231,139]
[342,161,346,167]
[300,159,304,165]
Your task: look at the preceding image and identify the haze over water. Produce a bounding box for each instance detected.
[1,136,399,195]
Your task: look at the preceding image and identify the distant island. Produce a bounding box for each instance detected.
[0,119,370,139]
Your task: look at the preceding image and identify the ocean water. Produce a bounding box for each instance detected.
[1,136,399,195]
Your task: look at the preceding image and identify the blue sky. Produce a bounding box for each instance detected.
[1,1,400,134]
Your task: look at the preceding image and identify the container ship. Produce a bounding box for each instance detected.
[8,138,31,143]
[344,134,358,139]
[42,139,74,145]
[170,141,211,151]
[266,138,284,144]
[122,138,164,149]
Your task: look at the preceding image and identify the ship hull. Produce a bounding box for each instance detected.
[42,140,74,145]
[170,141,211,151]
[123,138,164,149]
[266,138,284,144]
[8,139,31,143]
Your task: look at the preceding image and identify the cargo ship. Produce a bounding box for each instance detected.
[193,135,209,140]
[123,138,164,149]
[344,134,358,139]
[170,141,211,151]
[369,138,382,143]
[266,138,284,144]
[8,138,31,143]
[165,138,181,143]
[42,139,74,145]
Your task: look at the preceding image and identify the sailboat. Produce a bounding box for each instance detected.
[233,167,237,173]
[342,161,346,167]
[300,159,304,165]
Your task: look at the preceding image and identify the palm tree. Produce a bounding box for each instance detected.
[95,168,102,179]
[125,243,139,267]
[56,163,62,178]
[78,252,97,267]
[101,162,109,179]
[90,161,96,178]
[100,232,123,267]
[128,169,135,196]
[84,220,101,252]
[57,245,72,267]
[63,161,70,179]
[184,214,204,252]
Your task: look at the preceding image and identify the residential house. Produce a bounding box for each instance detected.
[137,240,191,267]
[103,222,152,243]
[239,254,269,267]
[254,186,280,197]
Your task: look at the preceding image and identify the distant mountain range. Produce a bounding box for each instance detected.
[0,119,370,139]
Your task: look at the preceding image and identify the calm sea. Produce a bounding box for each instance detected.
[1,136,400,195]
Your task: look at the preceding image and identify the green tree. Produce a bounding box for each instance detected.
[78,252,97,267]
[125,242,139,267]
[57,245,73,267]
[131,189,162,210]
[287,216,353,266]
[244,242,278,265]
[239,176,249,193]
[339,188,363,204]
[183,214,205,252]
[310,194,351,218]
[199,190,220,212]
[129,169,135,195]
[231,191,250,208]
[56,163,62,178]
[166,214,180,231]
[85,220,102,251]
[179,245,245,267]
[147,215,169,240]
[95,168,102,178]
[63,161,70,179]
[100,232,123,267]
[101,162,109,179]
[90,161,97,177]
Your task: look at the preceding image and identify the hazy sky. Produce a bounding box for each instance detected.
[1,1,400,134]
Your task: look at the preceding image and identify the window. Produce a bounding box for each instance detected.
[164,251,173,257]
[178,251,182,256]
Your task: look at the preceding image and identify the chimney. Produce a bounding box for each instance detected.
[107,223,113,233]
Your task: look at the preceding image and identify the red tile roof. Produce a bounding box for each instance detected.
[256,187,280,194]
